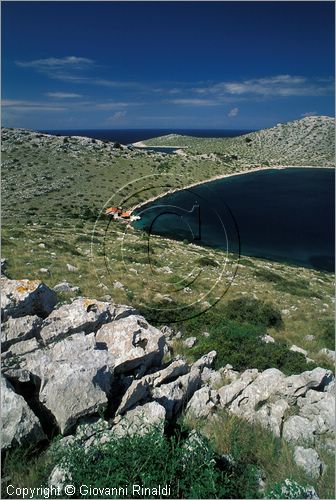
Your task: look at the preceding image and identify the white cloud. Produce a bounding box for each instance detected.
[95,101,131,110]
[15,57,94,84]
[2,99,67,111]
[2,98,142,115]
[228,107,239,117]
[46,92,83,98]
[301,111,318,117]
[106,111,127,122]
[16,56,93,70]
[193,75,333,98]
[170,98,219,106]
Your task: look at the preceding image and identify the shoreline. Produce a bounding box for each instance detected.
[129,164,332,215]
[132,142,188,150]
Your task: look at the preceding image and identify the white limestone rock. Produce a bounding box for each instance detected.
[1,315,42,351]
[113,402,166,437]
[96,314,166,374]
[1,375,46,449]
[39,297,111,344]
[186,386,219,418]
[218,369,259,408]
[152,367,202,419]
[1,277,57,321]
[294,446,324,479]
[20,332,114,435]
[183,337,197,348]
[290,345,308,357]
[282,415,316,444]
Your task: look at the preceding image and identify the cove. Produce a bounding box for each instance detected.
[133,168,335,272]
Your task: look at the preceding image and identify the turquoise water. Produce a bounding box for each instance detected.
[133,168,335,272]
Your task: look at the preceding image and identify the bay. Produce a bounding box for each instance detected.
[133,168,335,272]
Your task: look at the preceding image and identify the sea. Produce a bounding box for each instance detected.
[42,129,253,144]
[133,168,335,272]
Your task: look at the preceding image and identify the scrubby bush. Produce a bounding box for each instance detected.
[266,479,312,499]
[176,301,308,374]
[1,445,54,499]
[197,256,219,267]
[223,297,283,329]
[190,319,308,374]
[54,429,258,499]
[319,318,335,350]
[255,269,321,299]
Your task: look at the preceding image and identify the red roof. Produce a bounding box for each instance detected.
[106,207,121,214]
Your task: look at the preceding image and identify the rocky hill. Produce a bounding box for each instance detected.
[143,115,335,167]
[2,116,334,222]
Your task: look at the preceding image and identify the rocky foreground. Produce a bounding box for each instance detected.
[1,273,335,490]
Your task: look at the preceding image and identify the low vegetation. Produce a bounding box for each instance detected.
[171,299,310,375]
[3,414,334,499]
[184,411,335,500]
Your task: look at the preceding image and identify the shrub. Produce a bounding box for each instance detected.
[197,257,219,267]
[76,234,101,244]
[319,318,335,350]
[255,269,321,299]
[1,445,54,499]
[52,239,82,256]
[190,319,308,375]
[266,479,312,499]
[223,297,283,329]
[54,429,258,499]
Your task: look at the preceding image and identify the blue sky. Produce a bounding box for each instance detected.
[2,1,335,130]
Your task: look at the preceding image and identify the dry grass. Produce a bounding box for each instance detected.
[183,410,335,499]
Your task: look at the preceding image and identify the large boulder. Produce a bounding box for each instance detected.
[116,378,151,416]
[226,368,284,415]
[221,369,287,436]
[96,315,166,374]
[218,369,258,407]
[67,402,166,450]
[1,315,42,351]
[1,278,57,321]
[318,348,335,363]
[2,338,40,360]
[201,367,224,388]
[18,332,114,434]
[253,398,289,437]
[216,366,335,442]
[152,367,202,420]
[115,360,190,416]
[192,350,217,370]
[282,415,316,444]
[297,389,335,437]
[1,375,46,449]
[39,298,112,344]
[278,367,334,402]
[294,446,324,479]
[113,402,166,438]
[152,359,189,387]
[186,386,220,419]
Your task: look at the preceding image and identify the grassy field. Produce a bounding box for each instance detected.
[2,215,334,369]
